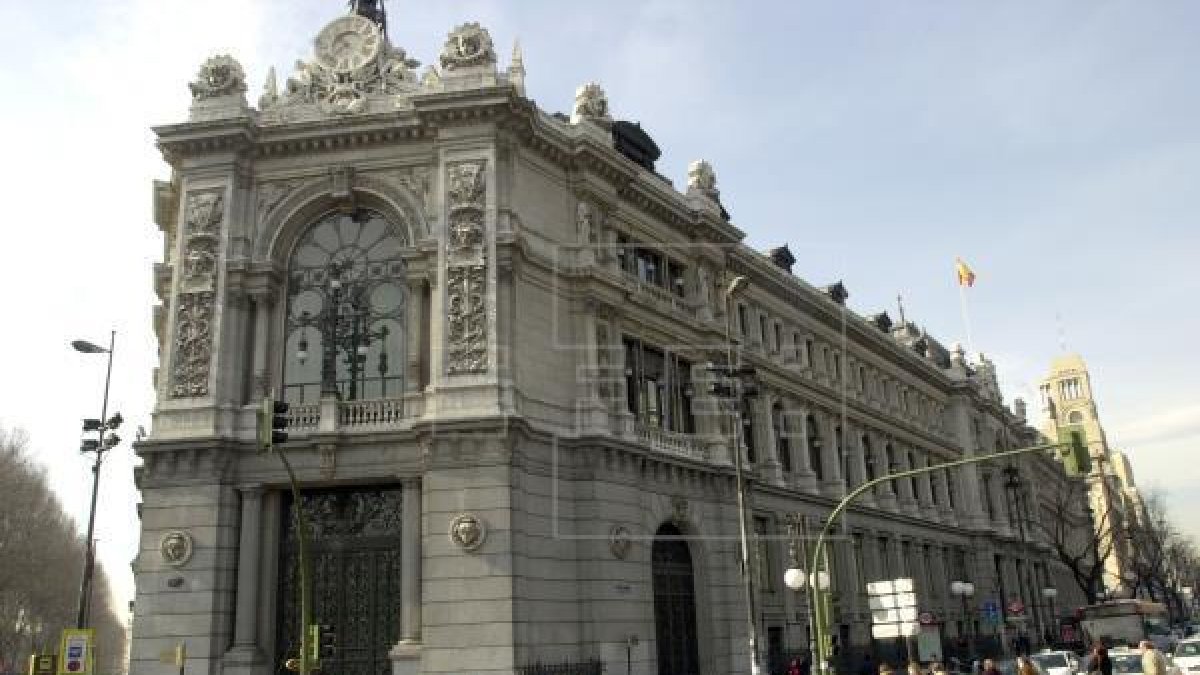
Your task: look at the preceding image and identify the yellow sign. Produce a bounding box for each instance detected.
[30,654,57,675]
[56,629,93,675]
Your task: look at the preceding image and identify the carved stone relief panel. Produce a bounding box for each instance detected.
[444,159,489,375]
[181,190,224,293]
[445,265,487,374]
[169,291,215,397]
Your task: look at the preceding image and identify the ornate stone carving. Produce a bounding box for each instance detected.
[160,530,194,567]
[256,179,303,221]
[575,200,601,245]
[449,211,484,252]
[447,161,486,210]
[572,83,611,125]
[185,191,224,235]
[269,15,420,116]
[439,23,497,71]
[687,160,720,201]
[445,265,487,374]
[189,55,247,100]
[183,238,217,283]
[448,513,486,552]
[169,291,215,397]
[670,495,689,526]
[388,166,433,218]
[609,525,632,560]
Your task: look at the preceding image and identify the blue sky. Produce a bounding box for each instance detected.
[0,0,1196,614]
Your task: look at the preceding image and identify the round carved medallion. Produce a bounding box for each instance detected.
[315,15,382,73]
[160,530,194,567]
[448,513,487,552]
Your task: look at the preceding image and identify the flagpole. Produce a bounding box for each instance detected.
[958,279,974,355]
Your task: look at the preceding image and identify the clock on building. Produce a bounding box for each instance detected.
[314,14,382,73]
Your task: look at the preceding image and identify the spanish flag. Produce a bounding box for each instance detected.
[955,257,976,287]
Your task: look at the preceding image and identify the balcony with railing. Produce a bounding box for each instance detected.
[281,393,425,435]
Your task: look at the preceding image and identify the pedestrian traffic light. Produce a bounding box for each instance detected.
[318,624,336,661]
[257,395,290,453]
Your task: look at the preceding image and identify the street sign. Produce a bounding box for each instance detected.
[918,611,936,625]
[872,622,919,639]
[982,599,1002,623]
[56,629,93,675]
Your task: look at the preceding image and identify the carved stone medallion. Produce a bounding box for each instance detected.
[189,55,247,100]
[448,513,487,552]
[160,530,194,567]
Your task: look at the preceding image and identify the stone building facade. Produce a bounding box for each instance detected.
[1039,353,1143,598]
[131,7,1089,675]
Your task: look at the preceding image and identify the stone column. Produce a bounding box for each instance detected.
[819,412,844,497]
[847,423,872,504]
[249,290,274,399]
[755,393,784,485]
[792,406,818,493]
[871,431,898,511]
[894,442,920,516]
[934,469,956,524]
[227,486,264,664]
[401,478,422,641]
[915,453,938,519]
[405,275,425,394]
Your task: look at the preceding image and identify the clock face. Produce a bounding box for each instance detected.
[315,15,382,73]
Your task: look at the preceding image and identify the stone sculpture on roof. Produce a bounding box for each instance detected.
[571,82,611,125]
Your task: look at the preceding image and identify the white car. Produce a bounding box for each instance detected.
[1174,639,1200,673]
[1031,650,1081,675]
[1108,648,1182,675]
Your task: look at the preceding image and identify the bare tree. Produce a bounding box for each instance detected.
[1127,491,1199,623]
[1029,476,1118,605]
[0,426,127,674]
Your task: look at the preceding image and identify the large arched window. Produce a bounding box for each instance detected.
[283,209,408,403]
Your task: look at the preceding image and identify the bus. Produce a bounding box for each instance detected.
[1080,600,1172,650]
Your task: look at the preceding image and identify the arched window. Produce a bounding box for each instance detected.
[807,414,823,480]
[283,209,408,403]
[772,403,791,472]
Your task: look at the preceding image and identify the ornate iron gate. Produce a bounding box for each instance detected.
[276,487,404,675]
[652,523,700,675]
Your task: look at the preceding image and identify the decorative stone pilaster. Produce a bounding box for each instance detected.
[754,394,783,485]
[794,409,819,494]
[818,412,844,497]
[168,189,226,399]
[224,486,265,670]
[444,159,489,375]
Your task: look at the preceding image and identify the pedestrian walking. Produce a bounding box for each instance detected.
[981,659,1002,675]
[1140,640,1168,675]
[1017,656,1038,675]
[1087,642,1112,675]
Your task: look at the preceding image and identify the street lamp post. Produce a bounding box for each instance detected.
[1041,588,1058,645]
[784,515,831,673]
[71,332,122,629]
[713,275,763,675]
[951,581,976,659]
[1003,463,1042,648]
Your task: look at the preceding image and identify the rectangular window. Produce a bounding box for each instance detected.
[759,314,769,347]
[879,537,892,579]
[623,336,694,433]
[946,470,957,508]
[616,233,632,273]
[773,323,782,354]
[634,247,662,286]
[738,304,749,336]
[742,399,757,463]
[805,338,815,367]
[833,352,841,381]
[853,534,866,590]
[666,259,686,297]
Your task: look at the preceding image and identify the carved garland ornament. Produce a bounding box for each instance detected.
[445,159,489,374]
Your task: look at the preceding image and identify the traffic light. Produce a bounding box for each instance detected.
[257,395,290,453]
[1056,428,1091,477]
[318,624,336,661]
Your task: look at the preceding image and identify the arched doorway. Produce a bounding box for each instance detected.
[653,522,700,675]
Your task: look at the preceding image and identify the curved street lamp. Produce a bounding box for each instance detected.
[71,331,122,629]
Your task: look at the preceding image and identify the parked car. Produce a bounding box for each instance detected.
[1031,650,1082,675]
[1173,638,1200,673]
[1108,647,1182,675]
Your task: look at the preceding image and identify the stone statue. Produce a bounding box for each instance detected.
[189,55,247,100]
[571,82,611,124]
[687,160,720,201]
[439,23,497,70]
